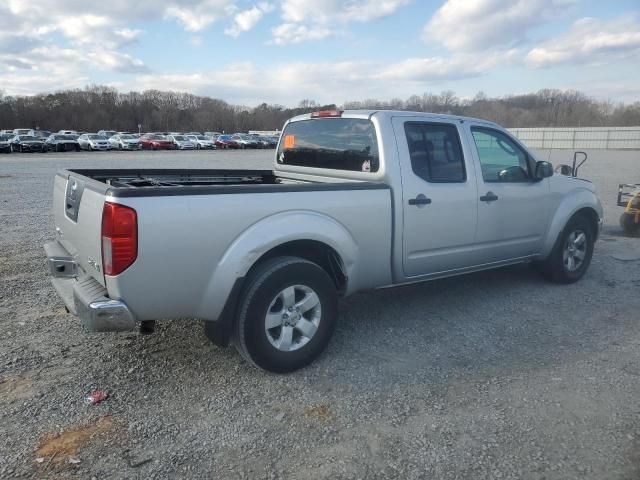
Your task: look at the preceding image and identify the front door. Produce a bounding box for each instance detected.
[393,117,478,277]
[466,125,551,263]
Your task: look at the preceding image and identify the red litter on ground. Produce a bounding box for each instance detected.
[85,390,109,405]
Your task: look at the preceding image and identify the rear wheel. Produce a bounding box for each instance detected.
[540,215,594,283]
[234,256,338,373]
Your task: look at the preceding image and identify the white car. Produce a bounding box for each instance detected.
[13,128,32,136]
[186,135,216,149]
[109,134,141,150]
[78,134,111,151]
[167,135,196,150]
[58,130,78,135]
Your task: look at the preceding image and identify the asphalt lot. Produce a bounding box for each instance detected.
[1,148,639,479]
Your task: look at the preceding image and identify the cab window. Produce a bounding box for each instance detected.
[471,127,532,182]
[277,118,379,172]
[404,122,466,183]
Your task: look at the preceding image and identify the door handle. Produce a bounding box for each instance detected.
[408,194,432,206]
[480,192,499,202]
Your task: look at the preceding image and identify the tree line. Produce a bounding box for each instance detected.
[0,86,638,133]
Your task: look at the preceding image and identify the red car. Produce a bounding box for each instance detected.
[139,134,175,150]
[214,135,241,149]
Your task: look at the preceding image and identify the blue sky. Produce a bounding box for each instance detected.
[1,0,639,105]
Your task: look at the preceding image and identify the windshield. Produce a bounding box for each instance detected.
[173,135,186,141]
[0,134,11,141]
[19,136,38,141]
[55,135,76,140]
[87,134,105,140]
[120,134,135,139]
[277,118,379,172]
[196,136,207,140]
[219,135,232,140]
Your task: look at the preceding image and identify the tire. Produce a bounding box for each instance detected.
[620,212,640,236]
[540,215,595,284]
[234,256,338,373]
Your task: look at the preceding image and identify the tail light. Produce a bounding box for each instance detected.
[311,110,343,118]
[101,202,137,276]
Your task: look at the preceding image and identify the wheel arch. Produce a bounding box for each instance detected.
[540,190,602,258]
[196,210,358,323]
[247,239,347,294]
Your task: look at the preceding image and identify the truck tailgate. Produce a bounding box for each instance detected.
[53,172,106,286]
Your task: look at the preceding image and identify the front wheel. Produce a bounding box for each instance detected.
[540,215,594,283]
[234,256,338,373]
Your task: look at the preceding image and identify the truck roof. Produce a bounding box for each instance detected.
[288,110,500,128]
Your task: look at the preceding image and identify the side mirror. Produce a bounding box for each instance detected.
[534,161,554,180]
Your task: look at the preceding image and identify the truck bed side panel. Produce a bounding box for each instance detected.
[105,188,393,322]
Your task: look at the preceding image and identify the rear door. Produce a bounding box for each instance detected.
[53,172,107,285]
[465,124,551,263]
[392,117,478,277]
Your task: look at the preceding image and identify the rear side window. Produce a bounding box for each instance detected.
[277,118,379,172]
[404,122,466,183]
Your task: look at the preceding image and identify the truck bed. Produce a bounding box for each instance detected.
[65,168,387,197]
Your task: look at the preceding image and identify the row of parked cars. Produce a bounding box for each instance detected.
[0,129,280,153]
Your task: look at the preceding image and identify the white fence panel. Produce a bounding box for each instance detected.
[509,127,640,150]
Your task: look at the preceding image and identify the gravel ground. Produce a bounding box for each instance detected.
[1,148,639,479]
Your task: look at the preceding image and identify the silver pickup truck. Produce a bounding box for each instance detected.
[45,110,603,372]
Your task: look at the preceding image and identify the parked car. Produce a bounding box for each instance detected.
[215,134,241,149]
[0,133,12,153]
[98,130,118,138]
[255,135,278,148]
[109,134,141,150]
[204,131,222,137]
[232,134,259,149]
[139,134,175,150]
[185,131,203,136]
[58,130,78,135]
[186,135,216,149]
[43,110,604,373]
[0,129,14,134]
[13,128,32,136]
[45,134,80,152]
[32,130,52,138]
[78,134,111,151]
[10,135,47,152]
[167,135,196,150]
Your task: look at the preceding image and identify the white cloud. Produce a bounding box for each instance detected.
[280,0,410,23]
[273,0,409,44]
[526,16,640,68]
[377,50,519,81]
[164,0,237,32]
[425,0,575,52]
[271,23,333,45]
[131,54,498,105]
[225,3,274,37]
[0,1,149,76]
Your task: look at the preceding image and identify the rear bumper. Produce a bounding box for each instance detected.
[45,240,137,332]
